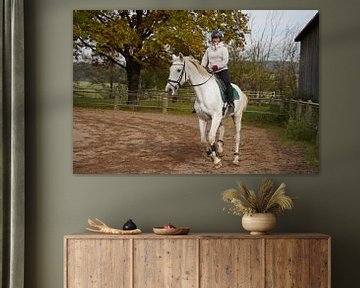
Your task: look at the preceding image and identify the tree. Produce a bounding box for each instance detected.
[239,11,281,92]
[274,26,300,97]
[229,11,300,96]
[73,10,249,105]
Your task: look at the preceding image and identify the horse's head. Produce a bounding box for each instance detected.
[165,53,187,96]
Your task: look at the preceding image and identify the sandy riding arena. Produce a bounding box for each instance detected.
[73,107,318,174]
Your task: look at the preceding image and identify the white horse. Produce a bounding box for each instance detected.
[165,53,248,168]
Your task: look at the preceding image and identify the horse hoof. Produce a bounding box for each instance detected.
[232,160,240,166]
[214,162,222,169]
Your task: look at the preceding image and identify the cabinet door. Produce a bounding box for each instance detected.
[309,239,330,288]
[200,239,264,288]
[65,239,131,288]
[134,239,198,288]
[265,239,329,288]
[266,239,309,287]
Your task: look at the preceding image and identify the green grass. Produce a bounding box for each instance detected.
[279,130,319,167]
[285,116,318,142]
[244,104,288,126]
[73,97,114,109]
[74,81,114,90]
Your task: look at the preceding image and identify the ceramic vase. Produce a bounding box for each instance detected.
[242,213,276,235]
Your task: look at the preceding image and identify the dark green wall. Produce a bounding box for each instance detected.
[25,1,360,287]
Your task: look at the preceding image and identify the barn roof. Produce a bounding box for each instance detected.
[295,12,319,42]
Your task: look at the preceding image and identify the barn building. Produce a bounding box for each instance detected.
[295,12,319,102]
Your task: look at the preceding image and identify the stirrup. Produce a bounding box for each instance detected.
[222,103,228,116]
[223,102,234,115]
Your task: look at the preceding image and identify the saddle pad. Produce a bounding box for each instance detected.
[215,77,240,102]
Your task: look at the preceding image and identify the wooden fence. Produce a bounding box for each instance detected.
[73,88,319,124]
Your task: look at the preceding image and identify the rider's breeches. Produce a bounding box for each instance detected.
[215,69,233,103]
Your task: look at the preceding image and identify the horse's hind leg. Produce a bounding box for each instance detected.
[232,113,243,165]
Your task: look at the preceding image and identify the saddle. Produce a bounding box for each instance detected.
[214,76,240,103]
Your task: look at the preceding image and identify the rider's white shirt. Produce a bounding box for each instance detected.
[201,42,229,72]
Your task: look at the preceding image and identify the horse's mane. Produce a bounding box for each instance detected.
[185,56,210,77]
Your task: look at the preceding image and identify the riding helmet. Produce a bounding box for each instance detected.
[211,30,223,40]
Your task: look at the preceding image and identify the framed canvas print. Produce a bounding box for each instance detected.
[73,10,319,174]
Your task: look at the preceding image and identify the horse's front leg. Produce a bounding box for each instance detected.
[198,118,207,144]
[216,121,225,155]
[207,116,223,168]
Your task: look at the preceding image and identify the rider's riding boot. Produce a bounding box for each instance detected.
[226,85,234,113]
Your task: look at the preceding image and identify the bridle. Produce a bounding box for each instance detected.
[167,63,187,89]
[167,61,214,89]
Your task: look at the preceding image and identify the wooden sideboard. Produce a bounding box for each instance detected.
[64,233,330,288]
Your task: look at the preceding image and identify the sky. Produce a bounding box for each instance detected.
[244,10,318,35]
[241,10,318,60]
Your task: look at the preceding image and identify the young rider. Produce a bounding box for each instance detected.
[201,30,234,113]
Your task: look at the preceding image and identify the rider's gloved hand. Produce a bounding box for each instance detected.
[211,65,218,72]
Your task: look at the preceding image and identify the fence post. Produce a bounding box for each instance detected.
[279,98,284,112]
[296,100,302,119]
[162,95,168,113]
[305,100,313,123]
[114,91,119,110]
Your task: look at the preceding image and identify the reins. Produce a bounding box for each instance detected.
[188,73,214,87]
